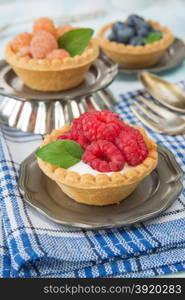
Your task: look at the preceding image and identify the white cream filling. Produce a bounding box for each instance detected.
[68,161,134,176]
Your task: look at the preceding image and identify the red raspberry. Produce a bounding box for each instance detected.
[82,140,125,172]
[11,32,32,53]
[115,126,148,166]
[57,129,89,149]
[47,49,70,59]
[30,30,58,59]
[72,117,84,131]
[33,17,56,37]
[56,24,73,38]
[95,110,120,122]
[84,120,120,142]
[71,111,125,142]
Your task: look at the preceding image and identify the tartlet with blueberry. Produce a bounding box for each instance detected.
[97,14,174,69]
[36,111,158,206]
[5,17,99,91]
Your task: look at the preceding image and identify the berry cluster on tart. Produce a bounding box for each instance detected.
[5,17,99,91]
[97,14,174,69]
[36,111,158,206]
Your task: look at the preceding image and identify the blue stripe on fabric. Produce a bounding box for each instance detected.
[161,265,172,275]
[84,266,93,278]
[3,253,11,278]
[175,262,185,272]
[110,261,119,275]
[94,233,115,258]
[117,228,132,242]
[106,230,129,256]
[73,269,79,277]
[9,238,28,272]
[122,260,132,273]
[97,264,107,277]
[20,233,39,260]
[117,228,141,253]
[131,227,153,249]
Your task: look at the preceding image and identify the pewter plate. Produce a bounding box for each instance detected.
[19,145,183,229]
[119,38,185,75]
[0,53,118,101]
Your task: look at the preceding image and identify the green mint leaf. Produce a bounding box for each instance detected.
[144,32,163,44]
[35,140,84,169]
[58,28,94,57]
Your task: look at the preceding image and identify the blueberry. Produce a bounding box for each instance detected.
[112,21,125,33]
[127,14,144,26]
[136,26,150,37]
[138,20,150,29]
[127,14,144,22]
[128,36,144,46]
[109,32,117,42]
[117,26,135,43]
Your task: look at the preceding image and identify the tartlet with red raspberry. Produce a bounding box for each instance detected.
[36,111,158,206]
[5,17,99,91]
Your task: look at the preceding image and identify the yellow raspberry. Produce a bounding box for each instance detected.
[12,32,32,53]
[30,30,58,59]
[33,17,56,37]
[47,49,70,59]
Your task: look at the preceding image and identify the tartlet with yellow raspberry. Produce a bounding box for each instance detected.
[5,17,99,92]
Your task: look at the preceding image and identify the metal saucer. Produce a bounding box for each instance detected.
[119,38,185,75]
[19,145,183,229]
[0,53,118,134]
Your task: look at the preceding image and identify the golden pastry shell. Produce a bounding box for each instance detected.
[97,21,174,56]
[37,124,158,189]
[5,38,99,71]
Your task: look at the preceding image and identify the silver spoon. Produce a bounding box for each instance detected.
[139,72,185,113]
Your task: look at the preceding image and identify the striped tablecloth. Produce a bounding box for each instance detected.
[0,86,185,278]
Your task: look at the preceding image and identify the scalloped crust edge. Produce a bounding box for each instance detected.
[97,21,174,55]
[5,39,99,71]
[37,125,158,188]
[37,125,158,205]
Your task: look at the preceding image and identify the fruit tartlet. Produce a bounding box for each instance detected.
[5,17,99,91]
[36,111,158,206]
[97,14,174,69]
